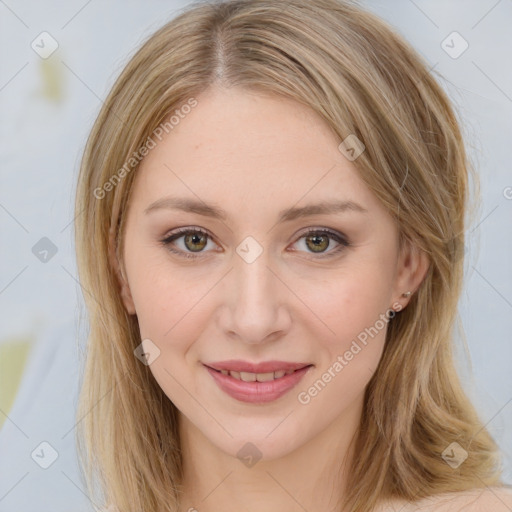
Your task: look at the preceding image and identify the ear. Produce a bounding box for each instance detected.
[108,230,136,315]
[391,236,430,311]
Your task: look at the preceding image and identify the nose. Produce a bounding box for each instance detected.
[218,247,292,345]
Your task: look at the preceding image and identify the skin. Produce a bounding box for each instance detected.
[113,86,432,511]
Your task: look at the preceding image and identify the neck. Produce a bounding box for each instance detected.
[177,395,363,512]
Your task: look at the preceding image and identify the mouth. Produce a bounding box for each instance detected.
[202,361,314,403]
[205,365,312,382]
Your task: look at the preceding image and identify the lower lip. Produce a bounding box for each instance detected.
[204,365,312,403]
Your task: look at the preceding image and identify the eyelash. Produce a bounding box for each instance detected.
[160,227,350,260]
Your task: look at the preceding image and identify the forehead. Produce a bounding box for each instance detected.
[129,87,379,217]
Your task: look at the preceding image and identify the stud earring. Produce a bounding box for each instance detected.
[390,291,413,313]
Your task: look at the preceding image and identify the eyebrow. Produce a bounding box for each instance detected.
[144,196,368,222]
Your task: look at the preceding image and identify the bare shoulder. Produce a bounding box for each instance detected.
[377,487,512,511]
[409,487,512,511]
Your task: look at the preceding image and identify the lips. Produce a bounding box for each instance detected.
[204,362,313,403]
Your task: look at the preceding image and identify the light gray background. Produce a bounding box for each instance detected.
[1,1,511,510]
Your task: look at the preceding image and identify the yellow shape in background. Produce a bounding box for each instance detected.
[38,56,64,103]
[0,336,34,430]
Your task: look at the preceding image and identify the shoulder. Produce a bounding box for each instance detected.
[378,487,512,511]
[409,486,512,511]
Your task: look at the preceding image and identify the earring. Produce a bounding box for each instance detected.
[390,291,412,313]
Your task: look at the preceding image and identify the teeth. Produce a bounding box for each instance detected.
[240,371,257,382]
[219,369,300,381]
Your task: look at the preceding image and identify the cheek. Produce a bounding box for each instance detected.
[125,254,224,401]
[131,267,207,346]
[127,262,210,406]
[300,264,393,344]
[297,264,394,404]
[295,283,391,417]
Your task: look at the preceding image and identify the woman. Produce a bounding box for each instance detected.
[74,0,512,511]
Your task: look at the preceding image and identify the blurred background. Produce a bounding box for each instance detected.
[0,0,511,510]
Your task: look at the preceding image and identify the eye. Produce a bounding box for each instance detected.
[160,227,350,259]
[160,227,216,259]
[291,228,349,258]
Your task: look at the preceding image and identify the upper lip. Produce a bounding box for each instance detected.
[204,360,312,373]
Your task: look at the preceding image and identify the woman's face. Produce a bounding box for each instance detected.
[117,86,424,462]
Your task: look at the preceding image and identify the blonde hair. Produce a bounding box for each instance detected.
[74,1,506,511]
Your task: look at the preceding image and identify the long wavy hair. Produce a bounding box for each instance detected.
[74,1,506,511]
